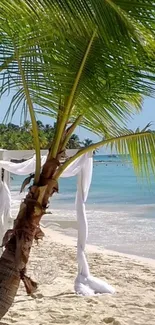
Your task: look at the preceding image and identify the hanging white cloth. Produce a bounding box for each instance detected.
[0,156,46,175]
[74,155,115,295]
[0,171,12,254]
[0,153,115,295]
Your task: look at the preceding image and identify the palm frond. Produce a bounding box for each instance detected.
[108,127,155,177]
[55,126,155,180]
[0,1,154,139]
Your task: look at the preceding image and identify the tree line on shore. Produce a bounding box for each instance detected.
[0,121,93,150]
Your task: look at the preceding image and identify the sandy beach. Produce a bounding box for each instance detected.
[1,228,155,325]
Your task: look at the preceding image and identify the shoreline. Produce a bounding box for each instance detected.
[41,211,155,261]
[11,201,155,260]
[44,227,155,267]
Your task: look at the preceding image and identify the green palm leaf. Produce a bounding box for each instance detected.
[0,0,154,178]
[0,1,154,125]
[55,126,155,179]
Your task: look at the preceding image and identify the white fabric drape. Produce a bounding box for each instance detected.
[74,155,115,295]
[0,156,46,175]
[0,153,115,295]
[0,170,12,254]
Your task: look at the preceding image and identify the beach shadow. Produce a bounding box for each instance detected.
[53,291,76,298]
[15,297,35,304]
[15,291,76,303]
[44,291,76,299]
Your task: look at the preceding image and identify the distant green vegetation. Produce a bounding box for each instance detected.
[0,121,93,150]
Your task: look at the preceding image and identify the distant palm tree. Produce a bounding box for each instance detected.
[36,120,44,130]
[67,134,81,149]
[82,138,93,147]
[44,124,53,132]
[82,138,99,154]
[22,120,32,132]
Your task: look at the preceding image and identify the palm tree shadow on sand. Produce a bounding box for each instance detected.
[14,291,76,304]
[47,291,76,299]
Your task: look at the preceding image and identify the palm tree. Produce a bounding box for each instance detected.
[36,120,44,130]
[43,124,55,148]
[82,138,93,147]
[0,0,155,318]
[22,121,32,132]
[44,124,53,132]
[82,138,99,154]
[67,134,81,149]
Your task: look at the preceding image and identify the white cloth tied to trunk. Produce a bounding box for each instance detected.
[0,153,115,295]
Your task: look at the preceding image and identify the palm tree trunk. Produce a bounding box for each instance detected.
[0,156,60,319]
[0,257,20,318]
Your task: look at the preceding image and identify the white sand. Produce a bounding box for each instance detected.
[2,228,155,325]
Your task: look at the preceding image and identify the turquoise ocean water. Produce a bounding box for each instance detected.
[10,155,155,259]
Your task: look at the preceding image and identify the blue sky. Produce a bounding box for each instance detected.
[0,94,155,153]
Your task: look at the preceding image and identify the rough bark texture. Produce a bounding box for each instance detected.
[0,156,60,319]
[0,257,20,318]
